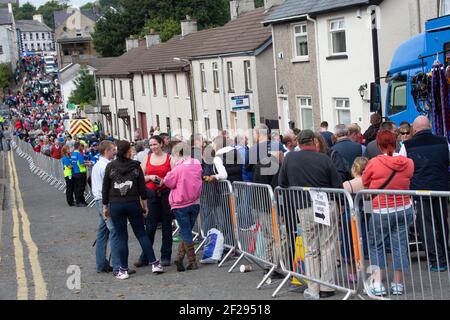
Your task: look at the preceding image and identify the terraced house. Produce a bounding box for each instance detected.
[96,1,279,142]
[263,0,442,132]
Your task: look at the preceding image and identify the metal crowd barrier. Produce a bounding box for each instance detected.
[354,190,450,300]
[12,137,95,207]
[196,180,237,267]
[272,187,360,299]
[228,182,281,289]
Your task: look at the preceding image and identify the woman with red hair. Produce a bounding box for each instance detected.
[362,130,414,297]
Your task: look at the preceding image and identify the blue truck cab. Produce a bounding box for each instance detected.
[385,15,450,126]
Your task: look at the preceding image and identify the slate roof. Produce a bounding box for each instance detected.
[263,0,383,24]
[16,20,53,32]
[54,9,101,29]
[0,8,12,25]
[97,7,275,77]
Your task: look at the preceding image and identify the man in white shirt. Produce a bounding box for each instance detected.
[91,141,121,274]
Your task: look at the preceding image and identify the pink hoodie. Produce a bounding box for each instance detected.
[163,158,203,210]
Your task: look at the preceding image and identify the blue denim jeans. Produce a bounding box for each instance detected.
[368,207,414,271]
[109,201,157,270]
[173,204,200,245]
[139,189,172,263]
[95,200,120,272]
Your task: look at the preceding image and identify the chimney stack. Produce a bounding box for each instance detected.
[33,14,44,24]
[264,0,284,10]
[230,0,255,20]
[126,36,139,52]
[145,28,161,48]
[181,16,197,37]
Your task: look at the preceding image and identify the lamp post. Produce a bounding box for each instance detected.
[358,83,368,100]
[174,57,198,135]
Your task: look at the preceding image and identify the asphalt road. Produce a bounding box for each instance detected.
[0,150,314,300]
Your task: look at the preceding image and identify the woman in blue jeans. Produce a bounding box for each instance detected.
[163,142,203,271]
[102,140,163,280]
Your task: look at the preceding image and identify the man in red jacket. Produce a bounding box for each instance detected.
[50,139,62,159]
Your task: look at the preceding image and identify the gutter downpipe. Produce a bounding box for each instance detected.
[113,78,120,139]
[306,14,324,127]
[219,55,230,132]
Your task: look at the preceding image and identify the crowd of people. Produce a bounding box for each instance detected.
[2,55,449,299]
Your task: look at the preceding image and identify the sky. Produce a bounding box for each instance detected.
[26,0,92,8]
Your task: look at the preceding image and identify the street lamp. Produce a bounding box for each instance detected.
[358,83,368,100]
[174,57,198,135]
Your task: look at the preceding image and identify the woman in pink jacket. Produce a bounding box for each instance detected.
[362,130,414,297]
[163,142,203,272]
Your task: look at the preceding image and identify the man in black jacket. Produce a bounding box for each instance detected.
[279,130,342,299]
[363,113,382,145]
[331,124,363,182]
[400,116,450,271]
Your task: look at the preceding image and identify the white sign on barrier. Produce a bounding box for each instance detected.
[309,191,330,226]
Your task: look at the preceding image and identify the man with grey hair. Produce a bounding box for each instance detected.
[400,115,450,272]
[136,139,150,163]
[331,124,363,181]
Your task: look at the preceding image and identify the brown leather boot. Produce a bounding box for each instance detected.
[185,243,198,270]
[175,242,186,272]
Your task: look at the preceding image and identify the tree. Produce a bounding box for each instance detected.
[99,0,120,9]
[92,9,129,57]
[37,0,70,29]
[140,18,180,42]
[12,2,37,20]
[0,64,11,96]
[80,2,97,11]
[69,69,96,105]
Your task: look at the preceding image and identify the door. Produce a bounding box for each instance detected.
[138,112,148,139]
[278,97,290,134]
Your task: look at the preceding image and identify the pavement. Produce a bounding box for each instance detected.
[0,150,318,300]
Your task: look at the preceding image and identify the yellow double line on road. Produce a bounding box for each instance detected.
[7,152,47,300]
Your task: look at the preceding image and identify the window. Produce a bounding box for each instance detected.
[24,44,28,51]
[387,74,407,116]
[244,60,252,92]
[156,115,160,128]
[102,80,106,97]
[30,33,33,40]
[162,74,167,96]
[42,33,45,39]
[293,24,308,58]
[119,80,123,100]
[174,74,179,97]
[227,62,234,92]
[200,63,206,91]
[0,45,3,54]
[152,74,157,96]
[441,0,450,15]
[23,33,26,40]
[216,110,223,131]
[140,74,145,96]
[36,33,39,40]
[111,80,114,98]
[178,117,182,129]
[166,117,171,132]
[330,19,347,54]
[129,80,134,101]
[298,96,313,130]
[76,33,82,37]
[204,117,211,138]
[212,62,219,91]
[334,98,351,125]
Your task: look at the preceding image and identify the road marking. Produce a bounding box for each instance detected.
[10,152,48,300]
[7,152,28,300]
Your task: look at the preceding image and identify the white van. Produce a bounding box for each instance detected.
[44,55,55,65]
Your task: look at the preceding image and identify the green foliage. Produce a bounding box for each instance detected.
[255,0,265,8]
[80,2,97,11]
[69,69,96,105]
[92,9,129,57]
[36,0,70,29]
[140,18,180,42]
[12,2,36,20]
[99,0,120,10]
[0,64,11,91]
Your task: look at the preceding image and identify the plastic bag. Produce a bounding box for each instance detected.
[200,228,224,264]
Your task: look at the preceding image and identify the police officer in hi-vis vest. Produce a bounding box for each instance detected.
[61,145,75,206]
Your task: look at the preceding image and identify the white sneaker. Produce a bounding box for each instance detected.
[152,261,164,274]
[390,283,404,295]
[365,282,386,296]
[115,270,129,280]
[303,288,320,300]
